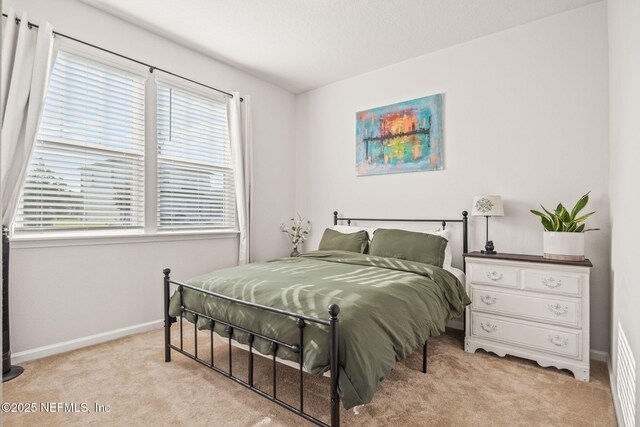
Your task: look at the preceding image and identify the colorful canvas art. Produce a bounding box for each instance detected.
[356,94,443,176]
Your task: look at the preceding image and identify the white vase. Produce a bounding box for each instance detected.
[543,232,585,261]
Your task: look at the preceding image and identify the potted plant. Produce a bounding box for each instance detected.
[530,192,599,261]
[280,214,311,257]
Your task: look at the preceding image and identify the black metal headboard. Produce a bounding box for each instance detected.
[333,210,469,270]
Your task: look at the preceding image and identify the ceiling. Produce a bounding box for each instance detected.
[83,0,600,94]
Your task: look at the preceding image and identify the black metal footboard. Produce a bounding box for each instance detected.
[163,268,341,427]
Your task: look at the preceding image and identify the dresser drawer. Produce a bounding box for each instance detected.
[469,264,518,288]
[522,270,581,297]
[471,313,581,359]
[471,286,580,328]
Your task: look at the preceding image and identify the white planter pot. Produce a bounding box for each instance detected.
[543,232,585,261]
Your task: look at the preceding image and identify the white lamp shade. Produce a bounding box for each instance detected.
[471,195,504,217]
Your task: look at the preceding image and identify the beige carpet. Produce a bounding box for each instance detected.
[3,328,615,426]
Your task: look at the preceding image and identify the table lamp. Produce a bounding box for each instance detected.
[471,195,504,254]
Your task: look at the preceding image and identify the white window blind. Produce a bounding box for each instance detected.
[157,82,235,230]
[14,51,146,232]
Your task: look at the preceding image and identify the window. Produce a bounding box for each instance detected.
[15,51,146,232]
[156,82,235,230]
[14,46,238,238]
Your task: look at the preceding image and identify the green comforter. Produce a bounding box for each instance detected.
[168,250,470,409]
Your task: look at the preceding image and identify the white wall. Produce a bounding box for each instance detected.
[4,0,296,356]
[608,0,640,423]
[295,3,611,353]
[10,236,239,356]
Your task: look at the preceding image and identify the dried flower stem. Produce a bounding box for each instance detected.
[280,213,311,249]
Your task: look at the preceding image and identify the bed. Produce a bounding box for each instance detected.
[163,211,470,427]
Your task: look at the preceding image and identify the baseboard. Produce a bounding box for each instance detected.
[607,355,623,427]
[590,349,609,362]
[447,318,464,330]
[12,319,163,364]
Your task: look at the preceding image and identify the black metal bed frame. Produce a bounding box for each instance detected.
[163,210,469,427]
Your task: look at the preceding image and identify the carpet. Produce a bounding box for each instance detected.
[2,328,615,426]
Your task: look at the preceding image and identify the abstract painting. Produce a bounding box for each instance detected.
[356,94,443,176]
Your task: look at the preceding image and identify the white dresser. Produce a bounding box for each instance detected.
[464,252,593,381]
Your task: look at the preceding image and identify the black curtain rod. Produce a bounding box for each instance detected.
[2,13,240,100]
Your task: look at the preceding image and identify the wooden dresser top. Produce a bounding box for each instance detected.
[464,251,593,268]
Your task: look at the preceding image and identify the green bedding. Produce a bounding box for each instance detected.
[168,250,470,409]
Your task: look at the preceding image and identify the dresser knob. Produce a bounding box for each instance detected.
[480,295,497,305]
[548,335,569,347]
[486,271,503,281]
[547,303,569,316]
[480,322,498,333]
[542,277,562,288]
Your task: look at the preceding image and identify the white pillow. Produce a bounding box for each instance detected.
[332,225,377,237]
[425,229,452,269]
[333,225,452,269]
[332,225,363,234]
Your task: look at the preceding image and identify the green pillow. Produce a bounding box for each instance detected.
[318,228,369,253]
[369,228,448,267]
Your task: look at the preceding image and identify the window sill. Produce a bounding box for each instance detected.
[10,229,239,249]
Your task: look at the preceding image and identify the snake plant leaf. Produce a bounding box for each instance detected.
[583,227,601,232]
[541,205,555,218]
[531,210,554,230]
[573,211,595,223]
[567,223,577,232]
[559,206,571,223]
[555,203,564,215]
[552,215,561,231]
[530,210,550,220]
[570,191,590,220]
[575,224,585,232]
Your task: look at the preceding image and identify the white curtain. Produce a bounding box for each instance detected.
[228,93,253,264]
[1,10,55,227]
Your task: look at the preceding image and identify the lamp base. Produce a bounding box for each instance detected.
[482,240,497,255]
[3,365,24,383]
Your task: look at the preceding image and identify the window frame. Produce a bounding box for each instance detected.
[154,75,237,233]
[11,39,239,245]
